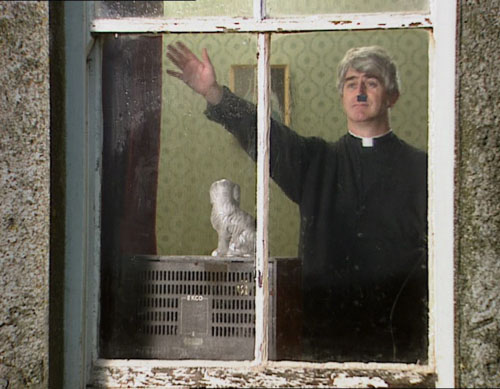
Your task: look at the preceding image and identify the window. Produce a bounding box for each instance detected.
[61,0,456,386]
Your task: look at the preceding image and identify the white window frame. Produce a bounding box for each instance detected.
[62,0,456,387]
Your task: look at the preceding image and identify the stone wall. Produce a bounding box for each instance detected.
[455,0,500,387]
[0,1,49,387]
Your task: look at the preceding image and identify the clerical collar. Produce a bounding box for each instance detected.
[348,129,393,147]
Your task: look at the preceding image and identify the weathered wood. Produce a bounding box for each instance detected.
[255,32,271,364]
[91,362,436,388]
[91,14,433,34]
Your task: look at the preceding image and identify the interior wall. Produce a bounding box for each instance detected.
[266,0,429,14]
[162,0,429,17]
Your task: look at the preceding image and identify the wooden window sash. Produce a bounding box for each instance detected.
[85,0,457,387]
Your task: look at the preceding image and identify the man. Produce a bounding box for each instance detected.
[167,42,428,362]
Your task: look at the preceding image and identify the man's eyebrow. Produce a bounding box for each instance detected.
[364,73,381,80]
[344,74,380,82]
[344,75,358,82]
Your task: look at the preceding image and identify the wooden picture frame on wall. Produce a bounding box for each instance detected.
[230,64,291,126]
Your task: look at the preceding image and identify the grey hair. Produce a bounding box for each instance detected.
[336,46,400,96]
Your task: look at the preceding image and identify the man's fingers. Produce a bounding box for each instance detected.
[166,45,186,67]
[201,48,213,68]
[167,42,204,71]
[166,69,183,80]
[176,41,195,58]
[166,52,183,69]
[167,43,182,57]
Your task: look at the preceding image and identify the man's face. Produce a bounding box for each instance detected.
[341,67,398,128]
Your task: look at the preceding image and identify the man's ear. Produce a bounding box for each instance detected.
[387,91,400,108]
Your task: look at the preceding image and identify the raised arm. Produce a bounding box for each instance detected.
[166,42,223,105]
[168,42,321,204]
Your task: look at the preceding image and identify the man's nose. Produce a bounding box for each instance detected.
[357,81,366,94]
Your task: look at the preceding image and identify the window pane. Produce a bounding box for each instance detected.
[100,32,261,360]
[95,0,253,18]
[99,27,430,363]
[95,0,164,18]
[267,0,429,16]
[100,34,164,358]
[159,34,259,359]
[159,33,257,257]
[269,30,429,362]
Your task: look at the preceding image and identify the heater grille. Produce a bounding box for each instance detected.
[117,256,301,360]
[136,266,255,340]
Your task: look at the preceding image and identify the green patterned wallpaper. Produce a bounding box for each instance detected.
[157,30,429,257]
[162,0,429,17]
[163,0,252,17]
[267,0,429,15]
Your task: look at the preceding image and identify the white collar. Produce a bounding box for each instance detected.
[348,129,393,147]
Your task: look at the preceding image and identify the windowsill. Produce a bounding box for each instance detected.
[92,358,436,387]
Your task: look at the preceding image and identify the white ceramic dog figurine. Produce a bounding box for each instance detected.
[210,179,256,257]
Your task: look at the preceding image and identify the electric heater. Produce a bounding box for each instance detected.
[115,255,302,360]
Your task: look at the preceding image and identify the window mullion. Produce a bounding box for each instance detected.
[254,0,265,20]
[254,32,271,364]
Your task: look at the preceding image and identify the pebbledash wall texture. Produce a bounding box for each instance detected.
[0,1,50,388]
[455,1,500,388]
[0,0,499,388]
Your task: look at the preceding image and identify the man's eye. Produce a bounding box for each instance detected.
[367,80,380,88]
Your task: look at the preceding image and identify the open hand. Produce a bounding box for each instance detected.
[166,42,223,104]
